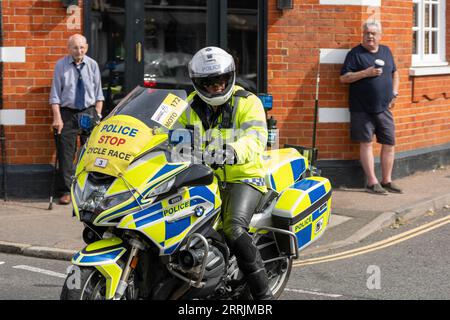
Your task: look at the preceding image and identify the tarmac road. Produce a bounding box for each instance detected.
[1,208,449,300]
[282,208,450,300]
[0,253,68,300]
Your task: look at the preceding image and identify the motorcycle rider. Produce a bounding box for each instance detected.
[178,47,272,300]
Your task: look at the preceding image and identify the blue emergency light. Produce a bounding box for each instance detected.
[258,94,273,111]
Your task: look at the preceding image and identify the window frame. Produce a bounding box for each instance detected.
[412,0,447,67]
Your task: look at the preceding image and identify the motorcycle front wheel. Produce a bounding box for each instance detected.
[60,266,138,300]
[60,266,107,300]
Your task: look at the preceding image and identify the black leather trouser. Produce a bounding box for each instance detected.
[220,183,264,275]
[56,106,97,196]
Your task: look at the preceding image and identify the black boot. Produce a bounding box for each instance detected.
[246,268,274,300]
[228,233,274,300]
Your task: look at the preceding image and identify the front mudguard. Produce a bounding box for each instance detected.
[71,237,127,300]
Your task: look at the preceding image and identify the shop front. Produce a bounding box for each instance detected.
[83,0,267,115]
[2,0,450,198]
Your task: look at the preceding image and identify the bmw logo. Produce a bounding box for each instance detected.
[194,206,205,217]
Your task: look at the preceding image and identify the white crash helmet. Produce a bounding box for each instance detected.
[188,46,236,106]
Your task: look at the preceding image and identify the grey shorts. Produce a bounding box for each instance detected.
[350,109,395,145]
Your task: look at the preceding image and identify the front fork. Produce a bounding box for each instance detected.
[114,238,144,300]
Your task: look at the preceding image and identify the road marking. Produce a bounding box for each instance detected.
[13,265,66,279]
[0,262,4,266]
[294,214,450,267]
[285,288,343,298]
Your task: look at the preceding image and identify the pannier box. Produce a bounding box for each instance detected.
[263,148,308,193]
[272,176,332,254]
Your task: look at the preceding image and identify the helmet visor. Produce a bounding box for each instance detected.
[193,72,233,90]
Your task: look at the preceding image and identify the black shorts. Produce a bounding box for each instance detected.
[350,109,395,145]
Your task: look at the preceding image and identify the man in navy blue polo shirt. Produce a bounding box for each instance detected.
[340,21,401,195]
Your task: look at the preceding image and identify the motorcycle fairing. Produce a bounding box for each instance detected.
[117,182,221,256]
[272,176,332,250]
[73,146,190,225]
[72,237,127,266]
[94,156,189,225]
[263,148,308,193]
[71,237,127,300]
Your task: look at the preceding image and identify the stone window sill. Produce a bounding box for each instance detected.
[409,65,450,76]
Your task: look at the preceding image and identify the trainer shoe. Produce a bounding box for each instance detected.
[366,183,388,195]
[381,182,403,194]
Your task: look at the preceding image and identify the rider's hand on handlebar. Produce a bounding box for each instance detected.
[204,144,237,170]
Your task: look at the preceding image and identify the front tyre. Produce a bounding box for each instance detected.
[60,266,107,300]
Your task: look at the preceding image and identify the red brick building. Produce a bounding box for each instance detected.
[0,0,449,197]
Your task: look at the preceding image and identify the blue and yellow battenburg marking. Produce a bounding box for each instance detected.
[272,176,332,249]
[73,126,222,255]
[72,238,127,266]
[93,155,189,225]
[71,237,127,300]
[117,183,220,255]
[72,149,186,222]
[263,148,308,193]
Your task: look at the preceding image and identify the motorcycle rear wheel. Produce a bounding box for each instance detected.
[267,257,292,299]
[237,256,292,300]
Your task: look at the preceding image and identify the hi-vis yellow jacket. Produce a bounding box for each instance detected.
[178,85,268,192]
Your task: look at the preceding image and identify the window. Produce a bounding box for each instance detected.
[412,0,446,66]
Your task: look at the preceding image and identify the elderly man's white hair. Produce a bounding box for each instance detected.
[363,21,382,34]
[67,34,87,46]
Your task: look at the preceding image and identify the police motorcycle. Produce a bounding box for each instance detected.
[60,86,333,300]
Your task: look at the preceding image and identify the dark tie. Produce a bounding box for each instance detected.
[74,63,85,109]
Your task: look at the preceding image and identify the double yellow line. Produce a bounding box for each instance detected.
[293,214,450,268]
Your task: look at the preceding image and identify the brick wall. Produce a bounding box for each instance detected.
[1,0,83,165]
[1,0,450,169]
[267,0,450,160]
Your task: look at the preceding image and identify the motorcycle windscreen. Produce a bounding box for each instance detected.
[83,115,155,177]
[82,89,189,177]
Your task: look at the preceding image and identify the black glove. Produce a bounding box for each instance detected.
[204,144,237,170]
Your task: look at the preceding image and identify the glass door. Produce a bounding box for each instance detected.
[142,0,207,92]
[141,0,259,93]
[89,0,128,116]
[86,0,264,115]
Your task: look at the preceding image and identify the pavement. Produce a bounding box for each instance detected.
[0,166,449,261]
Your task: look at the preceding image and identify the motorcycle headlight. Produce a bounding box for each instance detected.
[73,179,108,212]
[99,191,132,211]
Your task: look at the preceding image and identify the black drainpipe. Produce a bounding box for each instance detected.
[0,2,7,201]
